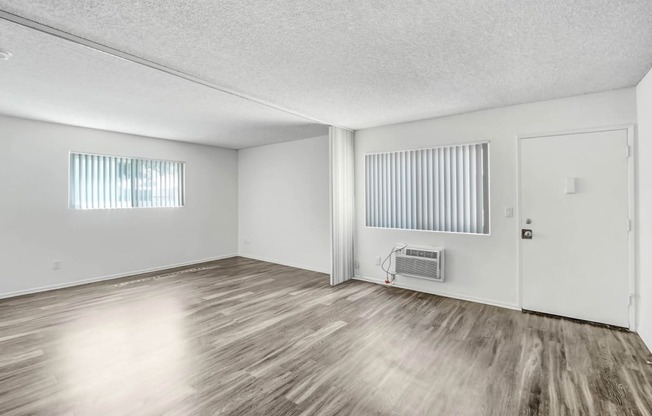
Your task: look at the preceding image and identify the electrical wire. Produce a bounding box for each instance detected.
[381,244,407,285]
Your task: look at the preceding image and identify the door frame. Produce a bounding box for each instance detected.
[516,125,636,330]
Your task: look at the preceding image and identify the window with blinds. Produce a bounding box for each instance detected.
[69,153,184,210]
[365,142,489,234]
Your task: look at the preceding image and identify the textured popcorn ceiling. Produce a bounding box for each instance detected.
[0,20,327,149]
[1,1,652,141]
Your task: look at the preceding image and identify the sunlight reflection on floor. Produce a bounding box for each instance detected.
[54,296,192,414]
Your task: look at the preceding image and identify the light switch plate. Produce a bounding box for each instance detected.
[565,177,578,194]
[505,207,514,218]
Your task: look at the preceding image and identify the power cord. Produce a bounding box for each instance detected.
[381,244,407,285]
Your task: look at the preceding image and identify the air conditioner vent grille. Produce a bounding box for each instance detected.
[405,249,438,259]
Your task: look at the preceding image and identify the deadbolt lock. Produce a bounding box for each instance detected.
[522,229,533,239]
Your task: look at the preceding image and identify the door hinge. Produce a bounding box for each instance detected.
[629,294,635,306]
[628,219,632,232]
[626,145,631,158]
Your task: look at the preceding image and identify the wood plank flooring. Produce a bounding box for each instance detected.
[0,257,651,415]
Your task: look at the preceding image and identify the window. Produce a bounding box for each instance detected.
[365,142,489,234]
[69,152,184,209]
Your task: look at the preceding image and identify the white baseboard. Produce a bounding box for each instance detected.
[353,275,521,311]
[238,254,330,275]
[0,254,238,300]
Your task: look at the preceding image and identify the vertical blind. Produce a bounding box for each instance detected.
[365,142,489,234]
[69,153,184,209]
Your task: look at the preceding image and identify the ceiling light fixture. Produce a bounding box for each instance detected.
[0,48,12,60]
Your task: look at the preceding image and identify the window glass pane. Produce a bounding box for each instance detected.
[365,143,489,234]
[69,153,184,209]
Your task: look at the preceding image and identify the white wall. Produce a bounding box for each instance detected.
[238,136,330,273]
[0,115,238,297]
[355,88,637,309]
[637,68,652,352]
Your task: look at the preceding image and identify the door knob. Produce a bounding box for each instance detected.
[522,229,533,239]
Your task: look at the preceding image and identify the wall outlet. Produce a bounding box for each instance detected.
[52,260,62,270]
[505,207,514,218]
[375,257,382,265]
[243,240,250,246]
[354,261,360,269]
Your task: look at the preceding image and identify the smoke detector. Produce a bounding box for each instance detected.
[0,49,12,60]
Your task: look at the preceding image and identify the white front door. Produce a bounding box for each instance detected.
[520,129,631,327]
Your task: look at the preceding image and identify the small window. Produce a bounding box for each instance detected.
[365,142,489,234]
[69,152,184,209]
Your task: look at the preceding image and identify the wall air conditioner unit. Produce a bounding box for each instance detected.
[395,246,445,282]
